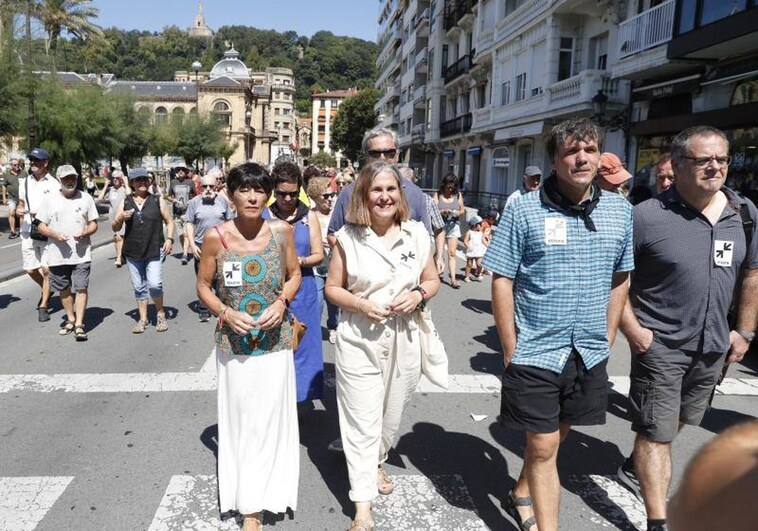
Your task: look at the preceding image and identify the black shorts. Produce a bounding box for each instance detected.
[500,351,608,433]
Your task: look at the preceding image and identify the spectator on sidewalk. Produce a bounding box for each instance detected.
[505,166,543,208]
[617,125,758,531]
[185,171,235,322]
[483,118,633,531]
[35,165,98,341]
[1,157,25,238]
[17,147,60,321]
[112,168,174,334]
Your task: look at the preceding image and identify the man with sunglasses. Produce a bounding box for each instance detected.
[327,127,432,242]
[17,148,60,321]
[1,157,26,238]
[618,126,758,531]
[184,169,235,322]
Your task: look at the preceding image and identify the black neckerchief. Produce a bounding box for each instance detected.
[540,173,601,232]
[270,200,310,225]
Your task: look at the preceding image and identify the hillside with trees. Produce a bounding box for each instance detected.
[53,26,378,114]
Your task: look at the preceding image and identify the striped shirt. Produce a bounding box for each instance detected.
[483,185,634,373]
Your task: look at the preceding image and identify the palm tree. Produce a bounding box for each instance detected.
[33,0,103,74]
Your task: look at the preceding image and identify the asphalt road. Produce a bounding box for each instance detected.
[0,242,756,530]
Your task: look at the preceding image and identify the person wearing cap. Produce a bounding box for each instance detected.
[483,119,633,531]
[34,165,99,340]
[505,166,543,207]
[185,170,235,322]
[97,169,129,267]
[168,165,195,264]
[112,168,175,334]
[596,152,633,195]
[17,147,60,321]
[462,214,489,282]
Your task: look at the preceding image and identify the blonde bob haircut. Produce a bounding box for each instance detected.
[346,160,410,226]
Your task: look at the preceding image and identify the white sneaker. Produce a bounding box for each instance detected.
[328,329,337,344]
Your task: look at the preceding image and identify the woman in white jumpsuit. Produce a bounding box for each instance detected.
[326,160,440,531]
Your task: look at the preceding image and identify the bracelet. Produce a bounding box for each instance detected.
[217,304,228,326]
[411,286,428,311]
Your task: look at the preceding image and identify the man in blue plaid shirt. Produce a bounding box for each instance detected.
[483,118,634,531]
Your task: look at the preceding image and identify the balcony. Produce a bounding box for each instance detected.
[444,53,475,84]
[546,70,628,108]
[413,85,426,106]
[444,0,476,31]
[440,113,473,138]
[474,27,495,62]
[617,0,674,59]
[414,7,430,31]
[414,48,428,72]
[271,83,296,94]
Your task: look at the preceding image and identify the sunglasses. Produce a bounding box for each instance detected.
[201,184,215,189]
[321,193,336,199]
[274,190,298,199]
[367,149,397,159]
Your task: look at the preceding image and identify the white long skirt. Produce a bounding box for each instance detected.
[217,347,299,515]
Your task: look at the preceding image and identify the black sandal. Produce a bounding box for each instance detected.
[74,326,88,341]
[59,320,75,335]
[503,490,537,531]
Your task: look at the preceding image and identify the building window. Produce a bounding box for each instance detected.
[172,107,185,125]
[590,33,608,70]
[515,73,526,102]
[154,106,168,125]
[283,108,291,115]
[212,101,231,127]
[558,37,574,81]
[274,107,281,115]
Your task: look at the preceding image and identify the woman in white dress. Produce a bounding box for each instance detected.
[325,160,440,531]
[196,162,302,531]
[97,170,129,267]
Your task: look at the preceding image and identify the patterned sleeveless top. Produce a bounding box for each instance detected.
[214,224,294,356]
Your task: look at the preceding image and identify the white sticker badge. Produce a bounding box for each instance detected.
[714,240,733,267]
[544,218,568,245]
[223,261,243,287]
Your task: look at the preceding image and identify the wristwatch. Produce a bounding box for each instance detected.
[735,329,755,342]
[411,285,428,311]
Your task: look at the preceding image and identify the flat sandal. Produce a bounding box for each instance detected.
[503,490,537,531]
[348,518,375,531]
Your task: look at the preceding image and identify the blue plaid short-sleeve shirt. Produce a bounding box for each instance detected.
[483,188,634,373]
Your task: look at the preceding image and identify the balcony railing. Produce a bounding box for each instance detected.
[444,0,476,31]
[415,48,428,70]
[546,70,626,107]
[440,113,473,138]
[617,0,675,59]
[414,7,430,28]
[413,85,426,103]
[444,53,475,84]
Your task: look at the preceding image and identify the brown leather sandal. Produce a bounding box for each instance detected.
[377,466,394,495]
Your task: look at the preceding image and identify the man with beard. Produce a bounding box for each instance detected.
[17,148,60,321]
[168,166,195,264]
[185,170,235,321]
[35,165,99,340]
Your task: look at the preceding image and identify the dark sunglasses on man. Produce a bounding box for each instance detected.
[274,190,298,199]
[367,149,397,159]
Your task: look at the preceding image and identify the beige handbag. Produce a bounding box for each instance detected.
[418,306,449,389]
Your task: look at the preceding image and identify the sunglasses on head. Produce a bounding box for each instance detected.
[274,190,298,199]
[367,149,397,159]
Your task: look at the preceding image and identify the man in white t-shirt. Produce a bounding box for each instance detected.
[36,165,99,340]
[17,147,60,321]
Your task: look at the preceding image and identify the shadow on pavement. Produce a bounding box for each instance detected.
[461,297,492,315]
[700,405,756,435]
[470,350,503,375]
[124,305,180,322]
[471,323,501,352]
[84,306,114,331]
[0,293,21,309]
[397,421,516,530]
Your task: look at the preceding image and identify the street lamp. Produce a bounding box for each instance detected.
[245,109,252,161]
[591,89,628,132]
[592,89,608,118]
[191,61,202,85]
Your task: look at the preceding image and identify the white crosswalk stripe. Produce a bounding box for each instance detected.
[0,476,74,531]
[567,474,647,531]
[148,475,238,531]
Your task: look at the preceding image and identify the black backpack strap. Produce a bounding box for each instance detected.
[738,204,754,252]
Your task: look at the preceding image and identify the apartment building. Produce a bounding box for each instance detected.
[612,0,758,195]
[311,88,358,168]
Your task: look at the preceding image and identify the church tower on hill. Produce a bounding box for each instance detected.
[187,0,213,39]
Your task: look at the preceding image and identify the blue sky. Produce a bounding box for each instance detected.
[90,0,379,42]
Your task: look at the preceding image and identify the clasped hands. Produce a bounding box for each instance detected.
[357,290,423,323]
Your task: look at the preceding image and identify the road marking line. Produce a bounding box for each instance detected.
[0,476,74,531]
[374,474,488,530]
[148,475,238,531]
[2,363,758,396]
[567,474,646,530]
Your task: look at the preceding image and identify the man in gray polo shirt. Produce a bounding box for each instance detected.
[618,125,758,531]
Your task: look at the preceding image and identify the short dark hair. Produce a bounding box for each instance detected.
[546,118,603,160]
[302,165,321,186]
[227,162,274,195]
[346,160,409,226]
[437,173,459,195]
[271,161,302,187]
[670,126,729,163]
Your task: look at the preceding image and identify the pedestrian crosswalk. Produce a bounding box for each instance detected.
[0,472,651,530]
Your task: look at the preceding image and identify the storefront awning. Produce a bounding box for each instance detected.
[632,74,701,100]
[443,149,455,158]
[466,146,482,156]
[494,121,543,142]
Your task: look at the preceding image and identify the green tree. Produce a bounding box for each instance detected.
[147,121,178,166]
[107,93,151,171]
[33,0,104,74]
[309,150,336,168]
[331,88,379,163]
[173,115,224,170]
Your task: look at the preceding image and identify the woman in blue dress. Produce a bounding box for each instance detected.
[268,161,325,403]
